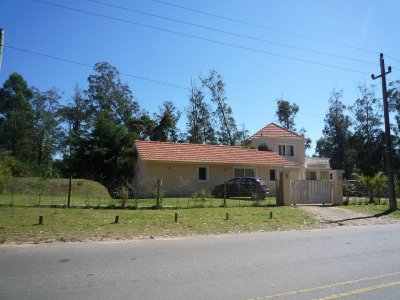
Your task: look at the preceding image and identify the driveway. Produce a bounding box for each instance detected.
[299,205,400,227]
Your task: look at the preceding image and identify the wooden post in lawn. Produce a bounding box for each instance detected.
[67,176,72,207]
[223,181,227,207]
[156,179,162,209]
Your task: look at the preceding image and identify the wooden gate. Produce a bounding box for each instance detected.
[290,180,332,205]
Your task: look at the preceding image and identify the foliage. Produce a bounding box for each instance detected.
[0,73,35,162]
[151,101,181,142]
[0,161,11,193]
[350,84,384,176]
[355,172,388,203]
[275,98,299,131]
[185,81,216,144]
[85,62,139,126]
[201,70,240,145]
[191,189,211,208]
[316,88,354,177]
[31,87,63,176]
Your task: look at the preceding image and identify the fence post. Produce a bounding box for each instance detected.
[223,181,227,207]
[175,212,178,222]
[114,215,119,224]
[330,170,344,205]
[156,179,162,209]
[225,212,229,220]
[67,176,72,207]
[38,215,43,225]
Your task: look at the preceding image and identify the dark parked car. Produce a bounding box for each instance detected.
[212,177,270,200]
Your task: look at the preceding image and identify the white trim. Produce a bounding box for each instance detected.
[233,166,257,178]
[278,144,295,157]
[197,165,209,182]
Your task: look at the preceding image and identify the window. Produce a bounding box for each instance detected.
[270,169,276,181]
[278,144,295,157]
[198,166,208,182]
[306,171,317,180]
[234,167,256,178]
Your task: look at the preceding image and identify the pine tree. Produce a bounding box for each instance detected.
[315,89,354,176]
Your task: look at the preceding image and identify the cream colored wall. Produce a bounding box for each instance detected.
[136,160,270,197]
[251,136,305,165]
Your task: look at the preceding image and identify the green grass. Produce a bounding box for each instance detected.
[342,200,400,218]
[0,205,317,244]
[0,192,277,208]
[1,177,111,206]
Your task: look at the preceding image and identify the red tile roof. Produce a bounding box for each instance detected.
[250,123,304,139]
[135,140,293,166]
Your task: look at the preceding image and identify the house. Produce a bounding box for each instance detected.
[133,123,331,197]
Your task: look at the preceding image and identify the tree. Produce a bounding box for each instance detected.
[275,98,311,149]
[0,73,35,162]
[86,62,139,126]
[31,87,63,176]
[185,81,216,144]
[275,99,299,131]
[66,62,140,188]
[72,110,131,189]
[350,84,384,176]
[388,80,400,134]
[315,89,354,176]
[58,85,90,173]
[388,80,400,178]
[151,101,181,142]
[0,160,11,193]
[201,70,238,145]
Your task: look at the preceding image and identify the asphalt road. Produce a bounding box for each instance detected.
[1,224,400,300]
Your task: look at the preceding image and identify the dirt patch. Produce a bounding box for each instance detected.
[299,205,400,227]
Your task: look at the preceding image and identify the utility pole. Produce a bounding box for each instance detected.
[0,29,4,72]
[371,53,397,211]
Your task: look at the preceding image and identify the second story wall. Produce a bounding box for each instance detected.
[251,136,305,165]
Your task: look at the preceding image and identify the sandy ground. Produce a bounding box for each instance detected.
[299,205,400,227]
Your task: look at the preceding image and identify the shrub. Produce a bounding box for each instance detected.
[0,161,12,193]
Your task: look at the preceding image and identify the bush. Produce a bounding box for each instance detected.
[0,161,12,193]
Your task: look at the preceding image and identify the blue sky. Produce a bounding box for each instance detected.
[1,0,400,155]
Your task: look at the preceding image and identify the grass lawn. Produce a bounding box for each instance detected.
[0,193,277,208]
[0,205,318,244]
[341,200,400,218]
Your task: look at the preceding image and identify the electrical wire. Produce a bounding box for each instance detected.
[5,45,189,90]
[87,0,377,67]
[150,0,400,62]
[33,0,371,75]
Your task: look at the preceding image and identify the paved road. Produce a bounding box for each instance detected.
[1,224,400,300]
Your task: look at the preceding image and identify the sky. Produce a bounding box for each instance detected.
[1,0,400,155]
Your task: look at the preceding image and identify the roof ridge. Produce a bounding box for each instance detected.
[134,140,259,150]
[268,123,304,139]
[249,122,305,139]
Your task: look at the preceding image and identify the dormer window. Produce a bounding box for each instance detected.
[278,144,294,157]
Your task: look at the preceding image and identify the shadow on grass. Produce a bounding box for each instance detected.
[322,209,396,224]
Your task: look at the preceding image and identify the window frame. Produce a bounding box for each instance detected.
[278,144,295,157]
[306,171,317,180]
[197,165,209,182]
[233,167,257,178]
[269,169,276,181]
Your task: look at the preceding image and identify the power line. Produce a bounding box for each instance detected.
[87,0,376,67]
[150,0,400,62]
[5,45,189,90]
[33,0,371,75]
